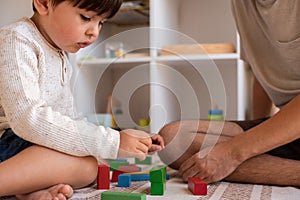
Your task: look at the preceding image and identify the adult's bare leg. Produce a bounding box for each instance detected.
[0,145,98,197]
[158,120,243,169]
[226,154,300,186]
[158,120,300,187]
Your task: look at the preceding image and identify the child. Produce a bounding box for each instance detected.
[0,0,164,199]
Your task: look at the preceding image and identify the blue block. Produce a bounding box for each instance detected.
[208,109,223,115]
[118,174,131,187]
[131,174,150,181]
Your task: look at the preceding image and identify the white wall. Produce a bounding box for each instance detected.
[0,0,33,27]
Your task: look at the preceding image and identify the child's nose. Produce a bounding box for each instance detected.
[86,24,100,39]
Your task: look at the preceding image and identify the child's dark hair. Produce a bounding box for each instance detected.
[33,0,123,19]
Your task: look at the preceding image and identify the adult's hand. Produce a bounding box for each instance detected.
[178,141,242,183]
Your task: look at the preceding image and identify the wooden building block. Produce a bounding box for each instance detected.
[119,165,141,172]
[110,160,129,171]
[101,191,146,200]
[111,170,124,182]
[188,177,207,195]
[118,174,131,187]
[135,156,152,165]
[150,165,167,183]
[97,165,110,190]
[150,182,165,195]
[130,174,150,181]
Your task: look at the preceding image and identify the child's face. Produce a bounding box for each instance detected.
[42,1,107,53]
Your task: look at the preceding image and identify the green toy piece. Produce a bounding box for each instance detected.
[109,160,129,171]
[150,182,165,195]
[150,165,167,195]
[101,191,146,200]
[135,156,152,165]
[150,165,167,183]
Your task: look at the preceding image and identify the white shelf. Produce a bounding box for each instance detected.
[77,53,239,66]
[155,53,239,62]
[77,57,152,66]
[71,0,248,132]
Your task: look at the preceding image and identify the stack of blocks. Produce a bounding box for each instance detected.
[207,108,224,121]
[150,165,167,195]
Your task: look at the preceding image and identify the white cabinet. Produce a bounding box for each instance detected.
[71,0,248,133]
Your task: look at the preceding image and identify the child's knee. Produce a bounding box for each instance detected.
[76,156,98,186]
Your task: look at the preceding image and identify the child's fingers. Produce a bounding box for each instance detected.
[139,137,152,148]
[151,134,165,148]
[148,144,163,152]
[136,141,150,154]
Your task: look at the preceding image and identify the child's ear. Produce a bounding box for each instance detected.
[33,0,51,15]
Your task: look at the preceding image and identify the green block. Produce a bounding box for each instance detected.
[135,156,152,165]
[207,114,224,121]
[151,182,165,195]
[110,160,129,171]
[150,165,166,183]
[101,191,146,200]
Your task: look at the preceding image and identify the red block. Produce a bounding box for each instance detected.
[118,165,141,173]
[188,177,207,195]
[111,170,124,182]
[97,165,110,189]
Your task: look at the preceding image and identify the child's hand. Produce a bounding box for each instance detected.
[148,134,165,153]
[118,129,152,160]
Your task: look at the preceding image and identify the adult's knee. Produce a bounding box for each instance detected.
[158,121,181,146]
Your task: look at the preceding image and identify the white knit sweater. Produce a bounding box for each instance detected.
[0,18,120,162]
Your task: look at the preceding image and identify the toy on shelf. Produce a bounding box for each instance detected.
[105,41,125,58]
[207,104,224,121]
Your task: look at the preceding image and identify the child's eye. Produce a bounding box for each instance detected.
[80,14,91,21]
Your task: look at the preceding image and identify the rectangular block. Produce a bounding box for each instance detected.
[188,177,207,195]
[101,191,146,200]
[118,174,131,187]
[130,174,150,181]
[111,170,124,182]
[119,165,141,172]
[150,165,167,183]
[110,160,129,171]
[151,182,165,195]
[135,156,152,165]
[97,165,110,190]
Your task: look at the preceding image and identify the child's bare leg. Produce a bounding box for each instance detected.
[0,145,98,198]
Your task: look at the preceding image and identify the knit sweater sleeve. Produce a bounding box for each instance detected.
[0,28,120,163]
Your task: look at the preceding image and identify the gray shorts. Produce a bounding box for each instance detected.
[235,118,300,160]
[0,129,33,163]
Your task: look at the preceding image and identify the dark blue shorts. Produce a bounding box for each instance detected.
[235,118,300,160]
[0,129,33,163]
